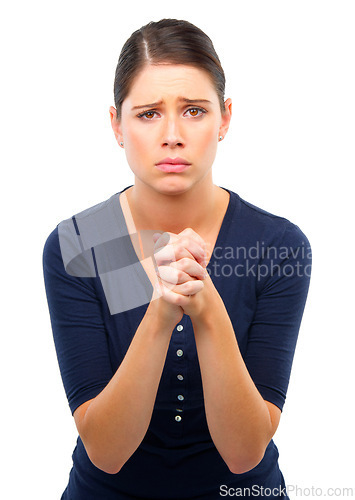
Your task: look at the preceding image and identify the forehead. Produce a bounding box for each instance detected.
[124,64,217,105]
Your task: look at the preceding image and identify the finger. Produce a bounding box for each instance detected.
[158,281,190,308]
[153,231,175,251]
[160,277,204,296]
[154,242,180,265]
[157,259,207,285]
[177,228,207,253]
[175,236,207,267]
[169,258,207,280]
[153,231,207,267]
[157,264,198,285]
[154,230,207,259]
[155,237,206,267]
[153,232,179,263]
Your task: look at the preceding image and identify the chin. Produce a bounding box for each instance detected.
[141,174,195,196]
[149,176,195,196]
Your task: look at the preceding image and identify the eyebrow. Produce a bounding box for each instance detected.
[131,97,212,111]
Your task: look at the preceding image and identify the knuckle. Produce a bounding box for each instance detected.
[180,236,190,247]
[185,281,195,294]
[169,260,180,270]
[174,244,184,259]
[175,294,186,307]
[176,270,184,282]
[191,280,204,293]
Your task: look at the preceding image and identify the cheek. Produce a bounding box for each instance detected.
[126,125,151,149]
[124,124,153,168]
[194,123,219,156]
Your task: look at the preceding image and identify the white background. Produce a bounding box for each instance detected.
[1,1,354,498]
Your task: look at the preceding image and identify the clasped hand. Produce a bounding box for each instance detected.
[152,228,213,318]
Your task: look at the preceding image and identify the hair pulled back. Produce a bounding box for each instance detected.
[113,18,226,119]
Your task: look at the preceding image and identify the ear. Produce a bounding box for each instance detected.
[109,106,124,147]
[219,98,232,140]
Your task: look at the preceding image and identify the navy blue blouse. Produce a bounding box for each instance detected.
[42,186,312,499]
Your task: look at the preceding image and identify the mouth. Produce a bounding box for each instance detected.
[155,157,191,173]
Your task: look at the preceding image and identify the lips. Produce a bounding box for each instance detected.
[156,157,190,166]
[155,157,191,173]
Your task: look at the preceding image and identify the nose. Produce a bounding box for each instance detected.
[161,114,184,147]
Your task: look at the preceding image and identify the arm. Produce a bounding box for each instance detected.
[76,235,209,473]
[74,298,179,474]
[155,230,276,472]
[189,278,279,474]
[43,226,183,474]
[43,224,210,475]
[155,226,311,475]
[154,231,271,472]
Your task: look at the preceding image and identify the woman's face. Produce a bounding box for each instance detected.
[110,64,232,196]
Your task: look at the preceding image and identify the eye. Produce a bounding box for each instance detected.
[137,110,158,120]
[185,107,207,117]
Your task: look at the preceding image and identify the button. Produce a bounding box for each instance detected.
[177,374,184,381]
[177,394,184,401]
[175,415,182,422]
[177,325,184,332]
[176,349,184,357]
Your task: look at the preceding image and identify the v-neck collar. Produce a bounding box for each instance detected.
[113,184,237,286]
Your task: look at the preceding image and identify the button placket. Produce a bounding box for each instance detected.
[174,321,186,424]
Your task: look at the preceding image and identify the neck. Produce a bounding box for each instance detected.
[125,175,221,234]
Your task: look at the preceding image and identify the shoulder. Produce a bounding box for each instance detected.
[227,188,311,250]
[42,189,127,275]
[42,225,61,270]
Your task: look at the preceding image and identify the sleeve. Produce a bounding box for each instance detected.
[243,221,312,412]
[42,225,115,415]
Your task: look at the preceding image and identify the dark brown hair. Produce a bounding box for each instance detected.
[113,18,226,119]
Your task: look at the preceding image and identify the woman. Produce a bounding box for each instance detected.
[43,18,312,500]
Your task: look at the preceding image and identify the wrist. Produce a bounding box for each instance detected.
[146,297,183,330]
[189,276,223,327]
